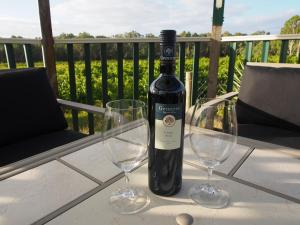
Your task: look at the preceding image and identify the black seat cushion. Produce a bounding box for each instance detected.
[237,63,300,131]
[236,99,300,132]
[238,124,300,149]
[0,130,87,166]
[0,68,68,147]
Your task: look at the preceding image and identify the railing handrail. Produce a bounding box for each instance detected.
[0,38,41,44]
[55,37,211,44]
[222,34,300,42]
[1,34,300,45]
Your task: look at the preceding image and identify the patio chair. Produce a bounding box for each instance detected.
[0,67,104,167]
[188,62,300,149]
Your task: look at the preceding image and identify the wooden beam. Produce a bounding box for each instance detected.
[38,0,58,96]
[207,0,225,98]
[207,25,222,98]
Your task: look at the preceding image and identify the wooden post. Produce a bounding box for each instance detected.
[38,0,58,96]
[185,71,192,110]
[207,0,225,98]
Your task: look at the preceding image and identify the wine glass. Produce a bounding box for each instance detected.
[103,99,150,214]
[188,98,237,208]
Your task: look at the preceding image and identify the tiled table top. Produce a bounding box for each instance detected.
[184,137,252,175]
[0,127,299,225]
[235,146,300,199]
[0,161,97,225]
[46,163,300,225]
[61,140,122,183]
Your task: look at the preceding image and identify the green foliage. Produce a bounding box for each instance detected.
[54,56,245,104]
[280,15,300,56]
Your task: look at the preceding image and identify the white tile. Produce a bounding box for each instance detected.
[117,125,149,145]
[0,161,97,225]
[61,140,123,182]
[184,137,250,174]
[235,147,300,199]
[46,163,300,225]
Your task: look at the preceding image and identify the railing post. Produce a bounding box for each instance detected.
[133,43,139,100]
[192,42,200,104]
[84,43,94,134]
[244,41,253,64]
[227,42,236,93]
[101,43,108,106]
[117,43,124,99]
[23,44,34,67]
[185,71,192,110]
[67,43,79,132]
[38,0,58,96]
[148,42,155,86]
[4,44,16,69]
[280,40,289,63]
[179,42,186,83]
[261,40,270,62]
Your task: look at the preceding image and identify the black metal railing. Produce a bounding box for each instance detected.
[1,34,300,134]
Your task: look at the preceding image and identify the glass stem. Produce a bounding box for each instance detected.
[124,171,130,185]
[207,167,213,181]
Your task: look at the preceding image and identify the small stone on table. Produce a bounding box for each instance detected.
[176,213,194,225]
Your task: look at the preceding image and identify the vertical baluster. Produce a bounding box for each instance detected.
[23,44,34,67]
[101,43,108,105]
[4,43,16,69]
[67,44,79,131]
[148,42,155,86]
[244,41,252,64]
[117,43,124,99]
[179,42,186,83]
[261,40,270,62]
[133,43,139,100]
[227,42,237,93]
[192,42,200,104]
[279,40,289,63]
[84,43,94,134]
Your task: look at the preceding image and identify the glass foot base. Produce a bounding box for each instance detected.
[110,187,150,214]
[189,183,229,209]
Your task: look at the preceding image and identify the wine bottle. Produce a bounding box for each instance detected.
[148,30,186,196]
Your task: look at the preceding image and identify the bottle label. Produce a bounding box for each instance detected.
[155,103,182,150]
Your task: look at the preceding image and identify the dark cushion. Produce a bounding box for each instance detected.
[238,124,300,149]
[237,63,300,130]
[0,130,87,166]
[236,99,300,132]
[0,68,68,147]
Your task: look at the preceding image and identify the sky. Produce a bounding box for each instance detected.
[0,0,299,38]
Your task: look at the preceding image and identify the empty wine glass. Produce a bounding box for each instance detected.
[103,99,150,214]
[188,98,237,208]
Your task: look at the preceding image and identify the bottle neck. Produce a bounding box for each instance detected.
[160,63,175,75]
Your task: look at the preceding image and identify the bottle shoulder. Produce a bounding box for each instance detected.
[149,74,185,94]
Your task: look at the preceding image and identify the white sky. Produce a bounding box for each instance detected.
[0,0,299,38]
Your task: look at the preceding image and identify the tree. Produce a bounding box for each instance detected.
[280,15,300,56]
[56,33,76,39]
[251,30,270,35]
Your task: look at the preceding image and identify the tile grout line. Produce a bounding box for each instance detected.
[113,136,143,146]
[183,161,300,204]
[33,172,125,225]
[56,158,104,185]
[228,146,255,177]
